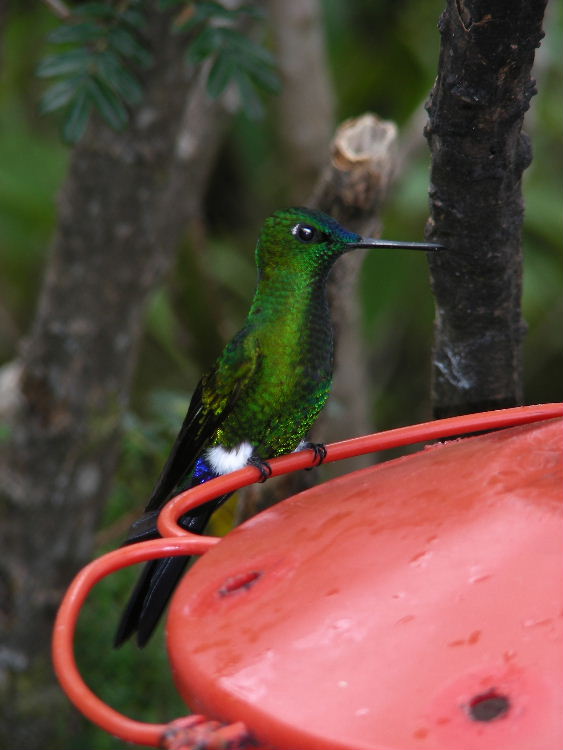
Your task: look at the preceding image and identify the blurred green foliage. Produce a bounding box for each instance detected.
[38,1,151,142]
[183,1,280,117]
[37,0,278,141]
[1,1,561,747]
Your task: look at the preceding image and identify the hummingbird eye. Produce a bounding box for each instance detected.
[292,223,319,243]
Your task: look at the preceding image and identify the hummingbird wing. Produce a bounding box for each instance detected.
[145,330,262,512]
[115,333,262,647]
[119,375,227,547]
[142,377,222,513]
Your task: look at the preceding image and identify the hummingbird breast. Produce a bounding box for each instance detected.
[216,282,334,458]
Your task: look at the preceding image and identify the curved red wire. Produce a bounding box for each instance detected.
[52,537,219,746]
[158,403,563,538]
[52,403,563,745]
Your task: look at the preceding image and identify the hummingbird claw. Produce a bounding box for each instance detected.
[302,441,327,469]
[247,455,273,483]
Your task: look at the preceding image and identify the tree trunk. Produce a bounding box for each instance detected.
[0,10,229,747]
[268,0,335,201]
[425,0,548,417]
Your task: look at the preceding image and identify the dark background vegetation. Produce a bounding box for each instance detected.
[0,1,560,747]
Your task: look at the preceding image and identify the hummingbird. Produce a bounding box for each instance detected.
[114,206,442,647]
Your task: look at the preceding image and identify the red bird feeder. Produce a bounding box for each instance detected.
[53,404,563,749]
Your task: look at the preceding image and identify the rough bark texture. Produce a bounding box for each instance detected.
[237,114,399,522]
[425,0,547,418]
[268,0,334,201]
[0,10,229,747]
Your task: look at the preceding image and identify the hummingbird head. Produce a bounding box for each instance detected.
[256,207,444,278]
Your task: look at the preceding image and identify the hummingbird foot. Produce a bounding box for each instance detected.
[247,455,273,483]
[301,441,328,469]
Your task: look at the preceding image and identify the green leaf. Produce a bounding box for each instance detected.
[38,4,151,143]
[206,50,279,100]
[120,8,146,30]
[180,1,264,31]
[40,77,83,113]
[207,54,234,98]
[73,3,117,21]
[220,28,276,67]
[95,52,143,106]
[107,26,152,67]
[47,22,104,45]
[244,61,280,95]
[234,47,280,94]
[108,67,143,107]
[62,88,93,143]
[187,26,223,62]
[37,49,93,78]
[87,77,129,130]
[182,1,237,30]
[183,6,279,112]
[231,67,264,119]
[198,28,279,87]
[158,0,185,9]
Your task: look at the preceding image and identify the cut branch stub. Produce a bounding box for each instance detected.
[309,114,399,462]
[311,113,398,231]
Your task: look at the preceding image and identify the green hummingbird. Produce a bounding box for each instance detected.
[115,206,442,647]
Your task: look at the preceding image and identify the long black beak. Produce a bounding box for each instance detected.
[353,239,446,252]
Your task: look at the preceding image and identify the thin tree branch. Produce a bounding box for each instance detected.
[40,0,71,20]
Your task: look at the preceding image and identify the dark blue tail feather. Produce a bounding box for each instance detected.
[114,471,230,648]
